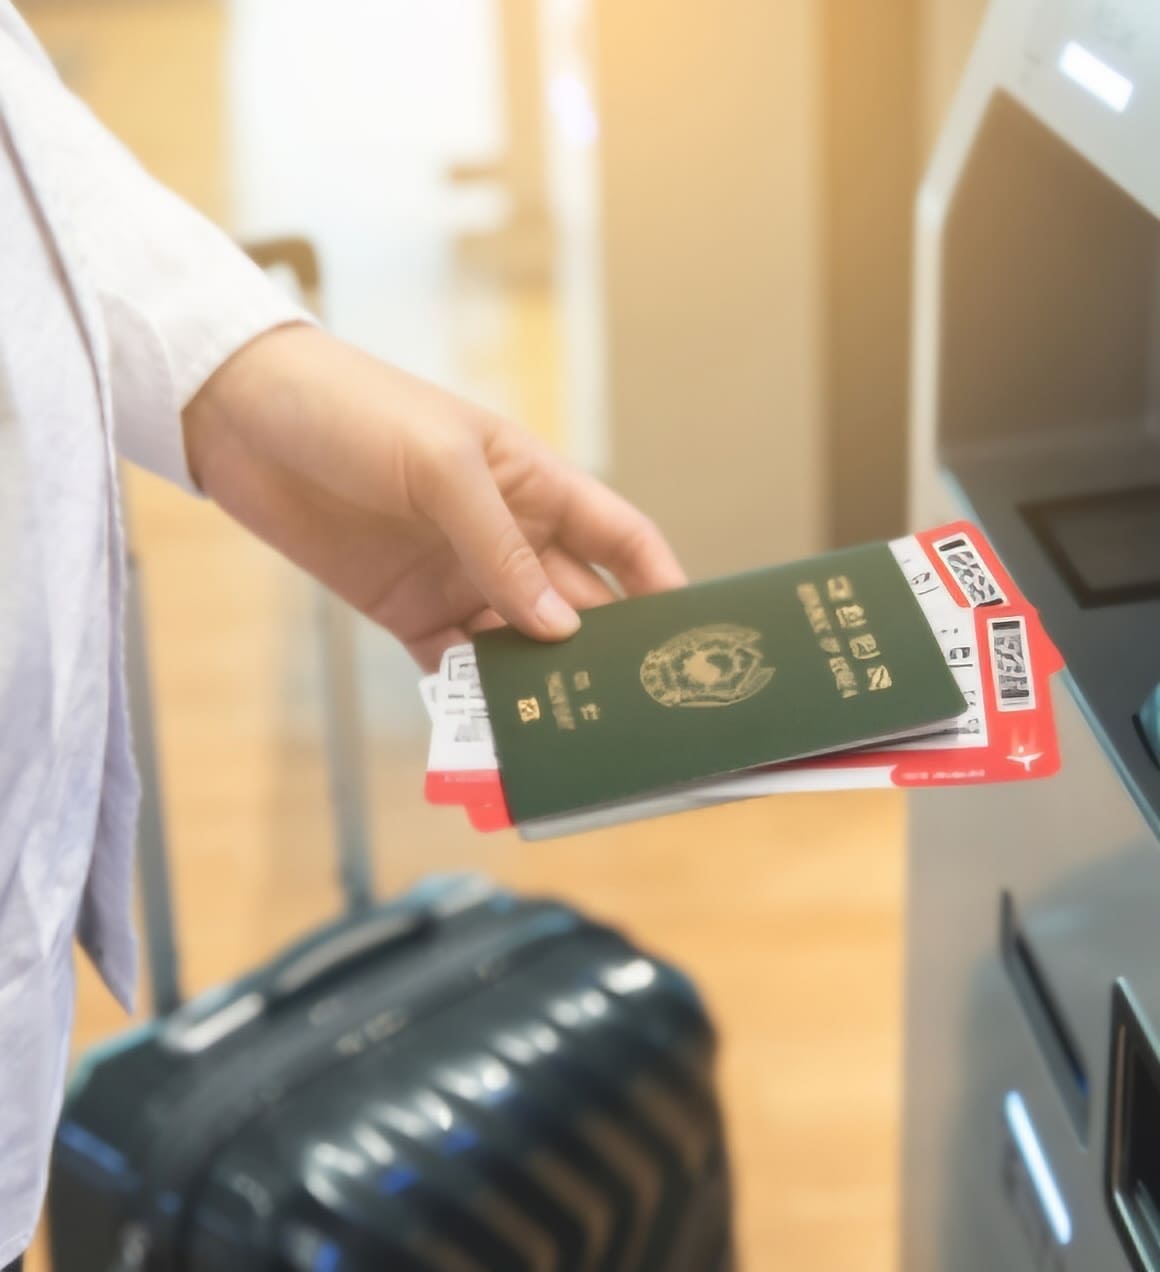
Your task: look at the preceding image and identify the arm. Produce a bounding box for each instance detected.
[0,13,309,493]
[181,326,686,668]
[0,17,684,669]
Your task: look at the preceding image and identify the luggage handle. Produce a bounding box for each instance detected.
[267,905,432,1003]
[128,551,375,1017]
[158,908,432,1054]
[158,874,496,1054]
[254,871,494,1007]
[129,236,376,1017]
[130,540,379,1019]
[248,237,375,919]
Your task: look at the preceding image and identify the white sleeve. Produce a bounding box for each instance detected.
[0,15,311,492]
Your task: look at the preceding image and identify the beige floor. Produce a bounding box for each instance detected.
[24,4,903,1267]
[34,469,907,1268]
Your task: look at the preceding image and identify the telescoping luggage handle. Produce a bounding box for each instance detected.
[126,552,377,1018]
[127,236,376,1018]
[126,553,379,1014]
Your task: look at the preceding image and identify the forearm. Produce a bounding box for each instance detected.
[182,325,493,516]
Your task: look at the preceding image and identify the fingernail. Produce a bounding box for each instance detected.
[534,587,581,637]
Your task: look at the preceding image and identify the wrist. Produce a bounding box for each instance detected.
[181,322,315,494]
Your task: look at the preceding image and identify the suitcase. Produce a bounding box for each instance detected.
[47,263,735,1268]
[49,872,735,1272]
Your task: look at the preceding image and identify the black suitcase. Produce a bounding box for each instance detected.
[48,546,734,1271]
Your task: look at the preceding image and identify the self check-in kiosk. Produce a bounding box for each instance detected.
[903,1,1160,1269]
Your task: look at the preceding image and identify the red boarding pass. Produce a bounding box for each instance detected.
[425,522,1065,832]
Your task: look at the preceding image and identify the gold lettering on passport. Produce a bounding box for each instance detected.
[828,655,860,699]
[795,582,833,635]
[573,670,591,692]
[836,604,867,630]
[807,605,832,635]
[867,664,893,691]
[545,671,576,730]
[640,624,774,709]
[579,703,600,722]
[848,633,880,660]
[517,697,542,723]
[827,575,854,602]
[818,635,841,655]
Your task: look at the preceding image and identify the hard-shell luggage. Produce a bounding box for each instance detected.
[48,240,734,1270]
[49,868,733,1272]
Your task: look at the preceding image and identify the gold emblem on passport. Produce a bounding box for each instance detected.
[640,624,774,709]
[517,697,542,723]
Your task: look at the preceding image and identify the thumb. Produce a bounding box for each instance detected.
[426,453,581,641]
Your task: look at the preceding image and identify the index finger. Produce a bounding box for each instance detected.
[557,470,687,595]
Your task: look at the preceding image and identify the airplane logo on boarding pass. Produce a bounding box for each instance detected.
[1007,750,1044,773]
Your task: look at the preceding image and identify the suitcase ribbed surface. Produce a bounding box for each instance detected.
[49,882,734,1272]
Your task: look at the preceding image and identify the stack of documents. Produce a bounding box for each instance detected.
[420,522,1063,839]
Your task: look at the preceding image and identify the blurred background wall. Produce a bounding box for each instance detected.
[587,0,986,568]
[15,1,987,1268]
[19,0,992,565]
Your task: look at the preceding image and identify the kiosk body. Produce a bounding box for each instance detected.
[904,1,1160,1268]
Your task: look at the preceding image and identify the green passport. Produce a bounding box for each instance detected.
[473,541,965,824]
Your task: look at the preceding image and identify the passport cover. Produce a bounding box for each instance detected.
[472,541,966,824]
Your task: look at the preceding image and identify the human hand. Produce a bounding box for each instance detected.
[182,326,686,669]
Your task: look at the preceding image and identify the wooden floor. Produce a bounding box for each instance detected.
[24,4,904,1268]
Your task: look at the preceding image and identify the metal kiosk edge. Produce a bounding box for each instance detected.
[903,2,1160,1270]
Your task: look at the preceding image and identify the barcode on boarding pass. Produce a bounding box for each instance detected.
[987,616,1035,712]
[446,651,481,688]
[934,533,1006,608]
[454,715,494,746]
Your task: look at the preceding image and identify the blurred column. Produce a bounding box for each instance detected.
[453,0,554,283]
[581,0,828,578]
[821,0,920,546]
[821,0,988,545]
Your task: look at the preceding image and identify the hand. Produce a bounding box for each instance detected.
[182,325,686,670]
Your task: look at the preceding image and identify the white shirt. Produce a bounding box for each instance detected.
[0,6,304,1259]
